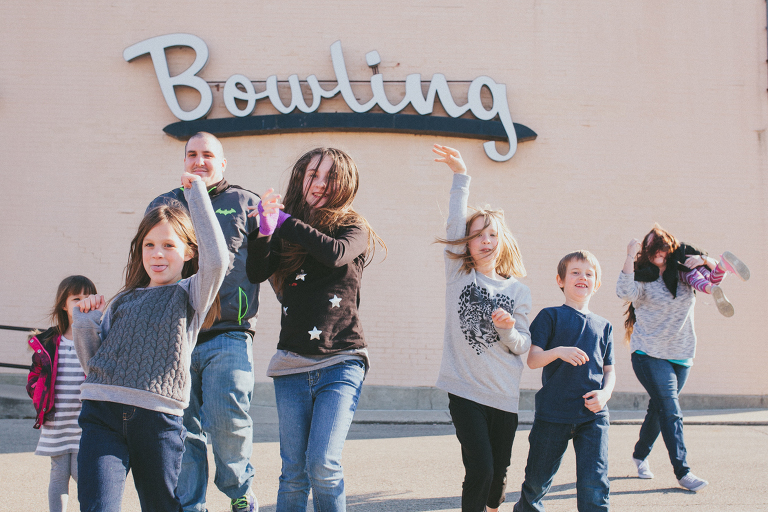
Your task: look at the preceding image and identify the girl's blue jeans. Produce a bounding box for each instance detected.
[77,400,185,512]
[631,351,691,480]
[273,359,365,512]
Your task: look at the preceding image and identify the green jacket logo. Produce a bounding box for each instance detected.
[216,208,237,216]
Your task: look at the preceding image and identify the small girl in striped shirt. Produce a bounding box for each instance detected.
[27,275,96,512]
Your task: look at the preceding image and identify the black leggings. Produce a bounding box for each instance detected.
[449,394,519,512]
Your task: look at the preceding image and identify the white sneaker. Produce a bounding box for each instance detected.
[712,285,734,317]
[633,457,654,479]
[678,473,708,492]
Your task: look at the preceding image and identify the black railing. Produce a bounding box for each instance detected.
[1,324,42,370]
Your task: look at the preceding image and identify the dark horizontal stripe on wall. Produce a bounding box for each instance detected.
[163,113,537,142]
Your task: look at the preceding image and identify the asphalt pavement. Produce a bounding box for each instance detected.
[2,406,767,511]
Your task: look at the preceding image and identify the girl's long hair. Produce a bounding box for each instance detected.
[39,275,98,349]
[623,223,679,343]
[120,201,220,330]
[272,148,386,291]
[435,206,526,279]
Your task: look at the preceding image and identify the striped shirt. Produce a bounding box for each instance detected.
[35,336,85,456]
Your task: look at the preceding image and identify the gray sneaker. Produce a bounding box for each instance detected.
[633,457,654,479]
[678,473,708,492]
[712,285,734,317]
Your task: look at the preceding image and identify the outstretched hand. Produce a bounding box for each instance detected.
[181,172,201,189]
[491,308,516,330]
[432,144,467,174]
[247,188,289,236]
[77,295,106,313]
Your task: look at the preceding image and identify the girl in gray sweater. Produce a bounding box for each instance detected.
[73,173,228,512]
[433,144,532,512]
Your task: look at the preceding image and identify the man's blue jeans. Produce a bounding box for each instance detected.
[78,400,185,512]
[631,351,691,480]
[177,331,255,512]
[273,359,365,512]
[515,416,610,512]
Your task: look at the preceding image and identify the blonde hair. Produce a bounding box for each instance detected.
[436,206,526,279]
[273,148,386,291]
[120,201,220,330]
[557,250,602,290]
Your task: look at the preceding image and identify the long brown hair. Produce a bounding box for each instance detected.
[38,275,98,349]
[623,223,679,343]
[272,148,386,291]
[435,206,526,279]
[120,201,220,330]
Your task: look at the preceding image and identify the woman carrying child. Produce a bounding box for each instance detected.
[433,144,532,512]
[27,275,97,512]
[617,223,749,492]
[245,147,385,512]
[73,171,228,511]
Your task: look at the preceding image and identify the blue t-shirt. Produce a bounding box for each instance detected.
[531,305,614,423]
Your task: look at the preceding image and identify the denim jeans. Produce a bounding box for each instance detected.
[273,359,365,512]
[448,394,518,512]
[515,416,610,512]
[177,331,255,511]
[77,400,185,512]
[631,351,691,480]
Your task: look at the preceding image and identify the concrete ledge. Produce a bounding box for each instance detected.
[1,374,766,421]
[254,382,768,411]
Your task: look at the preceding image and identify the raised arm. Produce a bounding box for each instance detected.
[433,145,470,250]
[617,238,642,302]
[183,174,228,317]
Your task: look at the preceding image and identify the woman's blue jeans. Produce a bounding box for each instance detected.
[77,400,186,512]
[273,359,365,512]
[631,351,691,480]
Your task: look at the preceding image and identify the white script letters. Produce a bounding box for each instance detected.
[125,34,520,161]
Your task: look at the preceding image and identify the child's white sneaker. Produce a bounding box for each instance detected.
[720,252,750,281]
[678,472,708,492]
[711,285,734,317]
[632,457,654,479]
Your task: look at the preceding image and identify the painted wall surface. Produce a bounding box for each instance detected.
[1,1,766,396]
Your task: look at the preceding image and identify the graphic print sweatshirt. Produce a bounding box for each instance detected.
[435,173,532,413]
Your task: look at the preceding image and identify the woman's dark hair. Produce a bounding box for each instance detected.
[623,223,679,344]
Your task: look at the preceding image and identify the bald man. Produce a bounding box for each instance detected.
[146,132,259,512]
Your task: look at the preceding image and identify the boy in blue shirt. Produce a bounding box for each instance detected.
[514,251,615,512]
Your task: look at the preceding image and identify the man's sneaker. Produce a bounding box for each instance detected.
[632,457,654,479]
[720,252,750,281]
[231,490,258,512]
[711,285,734,317]
[678,473,708,492]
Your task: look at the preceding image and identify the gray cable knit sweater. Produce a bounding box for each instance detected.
[616,271,697,360]
[435,173,532,413]
[72,180,228,416]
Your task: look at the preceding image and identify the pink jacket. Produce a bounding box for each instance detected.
[26,328,60,429]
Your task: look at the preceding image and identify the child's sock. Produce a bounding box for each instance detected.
[712,285,734,317]
[719,252,750,281]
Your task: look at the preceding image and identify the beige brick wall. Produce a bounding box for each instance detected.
[1,1,766,397]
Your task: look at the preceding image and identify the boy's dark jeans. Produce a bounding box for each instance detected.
[631,351,691,480]
[515,416,610,512]
[448,393,519,512]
